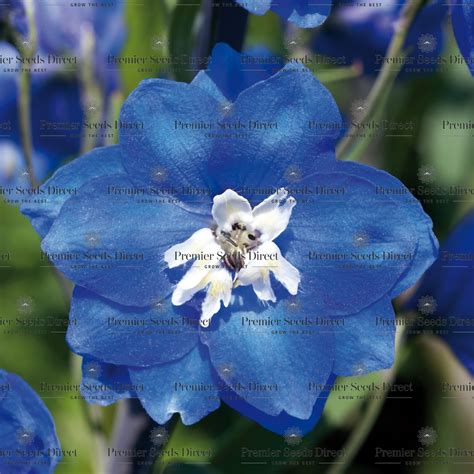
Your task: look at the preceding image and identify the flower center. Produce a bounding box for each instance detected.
[164,189,300,327]
[215,222,261,272]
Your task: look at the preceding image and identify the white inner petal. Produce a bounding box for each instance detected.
[252,188,296,242]
[201,269,233,328]
[237,241,300,300]
[164,188,300,326]
[212,189,253,232]
[164,228,215,269]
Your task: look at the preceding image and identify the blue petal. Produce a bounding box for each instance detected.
[200,286,334,419]
[119,78,222,191]
[41,174,212,307]
[21,146,125,238]
[336,161,438,298]
[235,0,272,15]
[452,0,474,76]
[0,370,61,474]
[202,43,283,102]
[334,299,396,376]
[191,71,227,105]
[208,64,341,194]
[68,286,199,366]
[221,374,336,435]
[408,211,474,375]
[129,345,221,425]
[283,160,437,316]
[81,357,133,406]
[271,0,331,28]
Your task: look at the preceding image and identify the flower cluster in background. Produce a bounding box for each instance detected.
[0,1,125,189]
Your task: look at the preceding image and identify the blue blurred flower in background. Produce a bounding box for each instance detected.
[0,0,27,37]
[312,0,448,75]
[236,0,333,28]
[21,43,437,435]
[452,0,474,76]
[34,0,126,91]
[0,41,82,189]
[0,370,61,474]
[409,211,474,375]
[0,2,126,191]
[1,42,83,158]
[0,0,125,89]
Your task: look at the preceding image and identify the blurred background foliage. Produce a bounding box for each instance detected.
[1,0,473,473]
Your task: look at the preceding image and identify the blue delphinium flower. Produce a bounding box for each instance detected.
[312,0,448,75]
[34,1,126,92]
[0,41,83,191]
[0,1,126,191]
[0,1,125,91]
[452,0,474,76]
[0,370,61,474]
[21,43,438,435]
[237,0,332,28]
[0,1,27,37]
[409,211,474,375]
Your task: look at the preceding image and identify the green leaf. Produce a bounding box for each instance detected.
[419,101,474,186]
[323,372,384,427]
[244,11,284,55]
[169,0,201,82]
[121,0,169,94]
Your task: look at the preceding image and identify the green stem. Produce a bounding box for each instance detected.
[327,325,409,474]
[71,354,108,474]
[336,0,426,160]
[316,63,363,84]
[326,371,392,474]
[16,1,37,187]
[107,400,178,474]
[79,26,103,154]
[18,70,36,186]
[105,91,123,146]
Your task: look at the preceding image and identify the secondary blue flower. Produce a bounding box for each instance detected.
[452,0,474,76]
[237,0,332,28]
[0,1,27,37]
[409,211,474,375]
[0,3,126,191]
[0,1,125,191]
[0,41,83,189]
[0,1,125,91]
[34,1,126,91]
[312,0,447,75]
[0,141,50,202]
[21,44,438,435]
[0,370,61,474]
